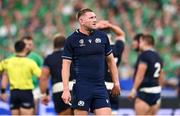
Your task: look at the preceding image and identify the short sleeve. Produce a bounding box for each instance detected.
[43,56,50,68]
[0,61,4,73]
[113,40,125,57]
[139,53,148,65]
[0,60,7,73]
[105,35,112,56]
[62,38,73,60]
[113,40,125,66]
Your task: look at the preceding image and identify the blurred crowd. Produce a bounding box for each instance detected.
[0,0,180,84]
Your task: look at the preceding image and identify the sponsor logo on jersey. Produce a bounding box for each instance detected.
[88,39,92,43]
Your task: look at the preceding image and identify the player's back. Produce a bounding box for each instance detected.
[105,40,124,82]
[136,50,163,88]
[44,50,71,85]
[0,56,41,90]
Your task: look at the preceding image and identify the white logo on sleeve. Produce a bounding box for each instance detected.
[78,100,85,106]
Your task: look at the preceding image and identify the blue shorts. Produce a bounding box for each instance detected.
[137,91,161,106]
[52,92,72,113]
[10,89,34,110]
[72,83,111,111]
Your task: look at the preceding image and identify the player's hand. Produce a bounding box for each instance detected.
[61,90,71,105]
[111,83,121,97]
[41,95,50,105]
[128,88,137,100]
[0,93,8,102]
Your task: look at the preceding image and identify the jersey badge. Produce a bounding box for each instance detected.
[95,38,101,43]
[79,39,85,47]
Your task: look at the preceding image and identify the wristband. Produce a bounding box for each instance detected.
[1,88,6,94]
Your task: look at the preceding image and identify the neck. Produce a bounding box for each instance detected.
[143,45,154,51]
[16,52,26,57]
[79,26,91,36]
[54,48,61,52]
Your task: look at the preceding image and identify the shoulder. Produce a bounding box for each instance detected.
[94,29,107,36]
[138,51,150,61]
[67,30,79,40]
[140,51,150,57]
[28,52,43,60]
[44,51,58,60]
[24,57,36,63]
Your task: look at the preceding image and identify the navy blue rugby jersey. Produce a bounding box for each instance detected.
[62,29,112,84]
[105,40,125,82]
[134,50,163,88]
[43,50,73,85]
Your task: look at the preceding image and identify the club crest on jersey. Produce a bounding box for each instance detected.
[95,38,101,43]
[79,39,85,47]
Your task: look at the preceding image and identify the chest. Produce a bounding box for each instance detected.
[73,36,106,56]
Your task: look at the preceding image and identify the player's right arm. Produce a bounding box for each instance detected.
[128,62,147,99]
[61,59,72,104]
[0,60,8,102]
[61,36,73,104]
[0,72,9,102]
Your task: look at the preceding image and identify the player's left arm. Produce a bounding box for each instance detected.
[39,66,50,105]
[39,67,50,94]
[159,69,165,87]
[128,62,147,99]
[108,22,125,42]
[96,20,125,42]
[106,53,121,96]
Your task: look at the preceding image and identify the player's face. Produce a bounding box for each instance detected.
[80,12,97,30]
[132,39,139,51]
[139,39,146,50]
[23,39,34,54]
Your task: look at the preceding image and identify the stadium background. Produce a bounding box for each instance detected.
[0,0,179,115]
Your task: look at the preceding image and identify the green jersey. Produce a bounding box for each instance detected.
[28,51,43,88]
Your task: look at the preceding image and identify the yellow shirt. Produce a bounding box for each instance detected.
[0,56,41,90]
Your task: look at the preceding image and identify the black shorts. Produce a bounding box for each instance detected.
[52,92,71,113]
[10,89,34,110]
[137,91,161,106]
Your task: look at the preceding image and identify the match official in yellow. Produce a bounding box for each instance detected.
[0,40,41,115]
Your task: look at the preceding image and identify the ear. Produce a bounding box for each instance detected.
[79,17,84,25]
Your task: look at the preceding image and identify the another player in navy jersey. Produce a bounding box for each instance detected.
[61,8,120,115]
[128,34,165,115]
[40,34,73,115]
[96,20,125,109]
[132,33,143,52]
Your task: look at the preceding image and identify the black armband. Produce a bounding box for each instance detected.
[1,88,6,94]
[46,89,49,95]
